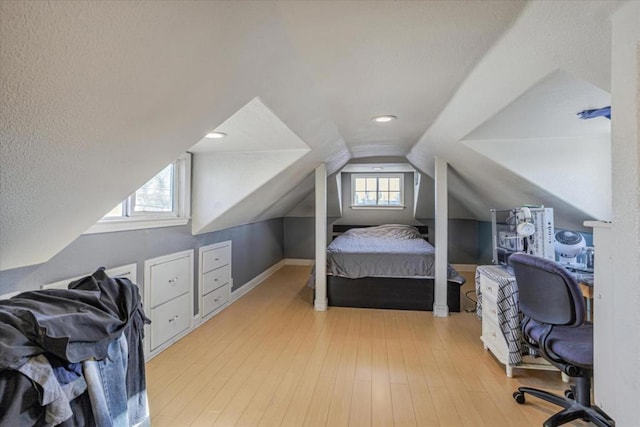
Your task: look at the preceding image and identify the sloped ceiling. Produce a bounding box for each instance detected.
[0,0,624,270]
[462,71,611,221]
[189,97,311,234]
[407,0,621,230]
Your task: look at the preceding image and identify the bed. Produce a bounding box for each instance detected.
[325,224,465,311]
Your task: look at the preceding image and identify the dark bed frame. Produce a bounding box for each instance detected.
[326,224,462,312]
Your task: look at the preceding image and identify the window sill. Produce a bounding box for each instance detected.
[84,217,190,234]
[350,205,406,210]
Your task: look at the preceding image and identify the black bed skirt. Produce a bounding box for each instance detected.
[327,276,461,312]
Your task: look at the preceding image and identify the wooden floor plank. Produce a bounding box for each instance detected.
[349,379,372,427]
[371,379,394,427]
[145,265,589,427]
[390,382,417,427]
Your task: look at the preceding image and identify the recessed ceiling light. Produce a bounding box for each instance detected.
[372,167,383,171]
[372,115,397,123]
[205,131,226,139]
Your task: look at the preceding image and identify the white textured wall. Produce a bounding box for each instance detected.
[407,1,621,229]
[191,150,308,234]
[598,3,640,423]
[466,135,611,220]
[0,0,623,274]
[0,1,286,269]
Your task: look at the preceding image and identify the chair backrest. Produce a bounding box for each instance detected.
[509,253,585,327]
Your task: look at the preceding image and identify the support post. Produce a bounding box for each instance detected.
[314,163,328,311]
[433,157,449,317]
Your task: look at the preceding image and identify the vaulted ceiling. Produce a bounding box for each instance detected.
[0,1,622,270]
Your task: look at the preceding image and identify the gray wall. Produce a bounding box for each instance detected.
[0,219,284,315]
[284,217,315,259]
[411,218,479,264]
[477,221,494,265]
[195,219,284,291]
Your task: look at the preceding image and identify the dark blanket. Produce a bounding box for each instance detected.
[0,269,146,370]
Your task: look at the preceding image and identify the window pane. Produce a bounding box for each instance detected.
[355,178,366,192]
[378,192,389,205]
[365,191,377,205]
[134,164,174,212]
[389,178,400,191]
[104,202,124,218]
[379,178,389,191]
[389,191,401,205]
[355,191,367,205]
[366,178,377,191]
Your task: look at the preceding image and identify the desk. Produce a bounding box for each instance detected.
[476,264,593,379]
[567,269,594,321]
[476,265,559,378]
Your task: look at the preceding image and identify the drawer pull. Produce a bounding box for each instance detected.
[214,297,220,302]
[214,278,219,282]
[214,257,220,261]
[168,315,180,323]
[168,277,179,284]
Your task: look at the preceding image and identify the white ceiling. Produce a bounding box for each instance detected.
[276,1,525,158]
[189,97,311,153]
[463,70,611,141]
[0,0,626,270]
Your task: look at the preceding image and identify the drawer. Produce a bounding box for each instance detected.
[481,292,499,323]
[203,265,231,295]
[480,274,500,300]
[202,245,231,273]
[149,255,191,308]
[202,284,230,317]
[482,316,508,363]
[150,292,191,350]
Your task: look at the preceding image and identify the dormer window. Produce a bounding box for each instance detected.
[351,173,404,208]
[85,153,191,234]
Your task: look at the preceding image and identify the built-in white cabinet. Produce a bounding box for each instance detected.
[199,241,232,319]
[144,249,194,358]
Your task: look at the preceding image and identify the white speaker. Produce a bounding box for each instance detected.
[516,207,535,237]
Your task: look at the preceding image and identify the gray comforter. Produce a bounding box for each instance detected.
[326,224,463,282]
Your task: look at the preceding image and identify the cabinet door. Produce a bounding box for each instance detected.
[150,292,191,350]
[480,274,500,301]
[149,255,191,308]
[202,265,231,295]
[202,245,231,273]
[202,284,230,317]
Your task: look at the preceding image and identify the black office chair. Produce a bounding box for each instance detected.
[509,253,615,427]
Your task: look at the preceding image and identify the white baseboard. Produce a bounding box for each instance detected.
[231,260,286,303]
[284,258,314,266]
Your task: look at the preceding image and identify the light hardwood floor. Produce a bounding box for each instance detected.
[146,265,588,426]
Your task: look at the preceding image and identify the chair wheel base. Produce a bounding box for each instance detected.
[513,391,526,404]
[564,389,574,400]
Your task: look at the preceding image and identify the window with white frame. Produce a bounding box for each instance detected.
[86,153,191,233]
[351,173,404,208]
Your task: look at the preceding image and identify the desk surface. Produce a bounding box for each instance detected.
[488,263,594,287]
[477,264,595,321]
[567,269,594,287]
